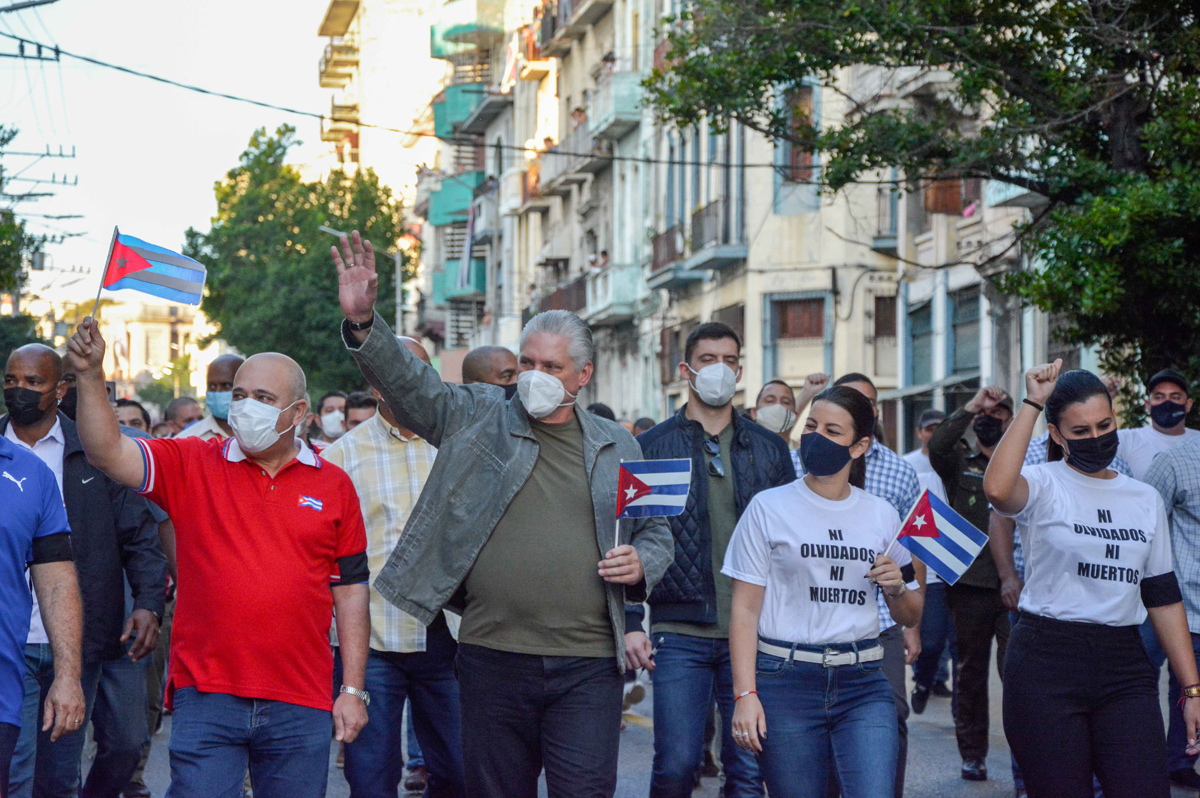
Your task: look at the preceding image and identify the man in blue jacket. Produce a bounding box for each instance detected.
[629,322,795,798]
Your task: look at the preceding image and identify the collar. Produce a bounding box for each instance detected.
[3,416,65,448]
[374,410,419,443]
[866,439,883,459]
[221,436,322,468]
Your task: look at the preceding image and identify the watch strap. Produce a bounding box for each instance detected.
[339,685,370,706]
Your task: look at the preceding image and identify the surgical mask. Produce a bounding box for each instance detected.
[1061,429,1120,474]
[517,370,576,419]
[206,390,233,420]
[687,363,738,408]
[799,431,853,477]
[756,403,797,434]
[58,387,78,421]
[973,415,1005,448]
[320,410,346,438]
[1151,400,1188,429]
[4,387,55,427]
[228,397,298,454]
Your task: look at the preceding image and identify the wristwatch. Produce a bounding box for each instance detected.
[885,581,907,599]
[339,685,371,706]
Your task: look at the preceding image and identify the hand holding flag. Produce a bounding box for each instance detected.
[602,458,693,586]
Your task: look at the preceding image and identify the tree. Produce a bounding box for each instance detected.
[0,126,46,294]
[647,0,1200,405]
[184,125,414,394]
[0,314,48,355]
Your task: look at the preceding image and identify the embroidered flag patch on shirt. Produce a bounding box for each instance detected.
[298,495,324,512]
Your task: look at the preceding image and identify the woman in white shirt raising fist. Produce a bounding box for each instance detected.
[725,385,923,798]
[984,362,1200,798]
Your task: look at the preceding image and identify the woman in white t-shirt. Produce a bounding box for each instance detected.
[725,386,923,798]
[984,363,1200,798]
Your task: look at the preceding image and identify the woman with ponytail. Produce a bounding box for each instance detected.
[724,386,924,797]
[984,362,1200,797]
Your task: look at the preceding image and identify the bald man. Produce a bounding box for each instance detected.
[4,344,166,798]
[324,337,466,797]
[177,354,245,441]
[63,321,371,798]
[461,346,518,392]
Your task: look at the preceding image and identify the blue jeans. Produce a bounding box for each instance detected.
[11,647,112,798]
[165,687,331,798]
[407,708,424,769]
[648,633,762,798]
[333,619,465,798]
[1141,620,1197,773]
[755,641,898,798]
[913,582,957,691]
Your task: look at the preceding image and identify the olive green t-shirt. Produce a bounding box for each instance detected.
[654,422,737,639]
[459,412,614,657]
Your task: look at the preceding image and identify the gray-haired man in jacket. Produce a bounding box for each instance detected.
[333,232,673,798]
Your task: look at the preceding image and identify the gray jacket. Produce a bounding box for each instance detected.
[343,314,674,671]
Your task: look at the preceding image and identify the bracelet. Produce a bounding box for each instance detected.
[1183,684,1200,698]
[734,690,758,702]
[1022,398,1043,412]
[346,316,374,332]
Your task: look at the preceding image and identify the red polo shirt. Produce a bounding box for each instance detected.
[132,435,367,711]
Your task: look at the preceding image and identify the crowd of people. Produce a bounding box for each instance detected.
[1,229,1200,798]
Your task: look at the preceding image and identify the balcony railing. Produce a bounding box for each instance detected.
[652,226,682,273]
[589,71,643,140]
[586,263,640,326]
[538,273,588,313]
[330,100,359,123]
[540,125,614,189]
[691,199,729,252]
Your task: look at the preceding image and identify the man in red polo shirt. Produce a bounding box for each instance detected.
[63,319,371,798]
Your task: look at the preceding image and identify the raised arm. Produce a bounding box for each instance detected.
[793,372,830,416]
[983,360,1061,515]
[65,320,145,489]
[334,231,483,447]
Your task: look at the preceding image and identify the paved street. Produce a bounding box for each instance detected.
[134,660,1197,797]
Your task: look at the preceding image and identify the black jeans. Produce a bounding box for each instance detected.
[945,584,1009,761]
[455,644,622,798]
[1004,613,1168,798]
[1,722,18,798]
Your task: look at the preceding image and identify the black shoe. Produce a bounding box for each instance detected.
[1170,767,1200,789]
[910,685,930,715]
[931,681,953,698]
[961,758,988,781]
[699,749,720,778]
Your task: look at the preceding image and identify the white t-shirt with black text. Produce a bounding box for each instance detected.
[722,479,917,645]
[1117,425,1200,481]
[997,460,1173,626]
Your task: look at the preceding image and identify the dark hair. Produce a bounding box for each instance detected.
[345,391,378,412]
[810,385,875,489]
[833,373,876,392]
[756,379,794,404]
[632,417,656,435]
[316,391,348,415]
[1044,369,1113,462]
[587,402,616,421]
[164,396,200,424]
[684,322,742,364]
[115,398,151,429]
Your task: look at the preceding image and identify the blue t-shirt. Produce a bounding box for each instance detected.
[0,435,72,726]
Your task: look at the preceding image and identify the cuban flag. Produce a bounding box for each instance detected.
[100,226,207,305]
[617,459,691,518]
[896,489,987,585]
[298,495,324,512]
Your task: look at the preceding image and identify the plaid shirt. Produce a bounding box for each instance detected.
[793,440,920,632]
[1013,431,1131,581]
[1142,438,1200,633]
[322,413,437,653]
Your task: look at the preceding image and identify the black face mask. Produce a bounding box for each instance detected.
[4,386,55,427]
[973,415,1005,448]
[502,382,519,400]
[799,431,854,476]
[1150,400,1188,429]
[58,387,78,421]
[1062,428,1120,474]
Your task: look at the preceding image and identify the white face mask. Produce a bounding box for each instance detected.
[229,397,298,454]
[319,410,345,438]
[687,363,739,408]
[757,403,797,434]
[517,369,577,419]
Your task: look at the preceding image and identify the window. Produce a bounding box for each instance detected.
[775,297,824,340]
[713,303,745,345]
[908,302,933,386]
[950,287,980,374]
[785,86,814,183]
[874,295,897,339]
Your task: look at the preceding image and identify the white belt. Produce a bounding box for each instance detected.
[757,639,884,667]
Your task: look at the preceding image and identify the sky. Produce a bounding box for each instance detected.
[0,0,339,298]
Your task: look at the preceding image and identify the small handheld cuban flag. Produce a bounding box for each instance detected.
[91,225,207,317]
[617,459,691,518]
[298,495,324,512]
[895,489,987,585]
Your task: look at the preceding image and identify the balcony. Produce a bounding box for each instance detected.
[318,40,358,88]
[648,225,700,290]
[438,257,487,301]
[569,0,614,27]
[318,0,360,36]
[433,83,486,138]
[321,115,358,142]
[500,169,524,216]
[540,126,613,193]
[589,71,643,140]
[458,87,513,135]
[684,198,746,271]
[984,178,1049,210]
[872,184,899,257]
[330,100,359,124]
[520,162,553,212]
[538,0,582,57]
[538,273,588,313]
[427,171,485,226]
[586,263,640,326]
[431,0,504,57]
